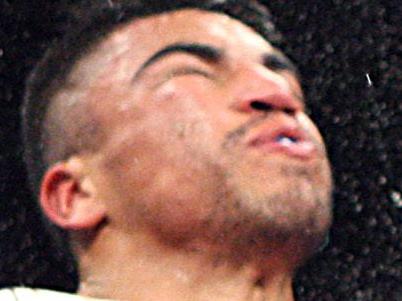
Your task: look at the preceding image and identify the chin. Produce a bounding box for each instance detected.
[220,158,333,264]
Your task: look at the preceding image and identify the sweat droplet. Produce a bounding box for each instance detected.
[390,191,402,207]
[365,73,373,87]
[107,0,114,8]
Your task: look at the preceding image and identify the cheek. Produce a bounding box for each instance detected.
[138,167,226,239]
[100,124,225,236]
[150,79,223,153]
[94,81,225,229]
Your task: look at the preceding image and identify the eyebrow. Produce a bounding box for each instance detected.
[133,43,223,81]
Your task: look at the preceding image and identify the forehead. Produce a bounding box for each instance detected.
[111,9,271,50]
[81,9,274,74]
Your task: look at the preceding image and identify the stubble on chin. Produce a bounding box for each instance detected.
[207,157,333,267]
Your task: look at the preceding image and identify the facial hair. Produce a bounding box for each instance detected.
[200,115,333,266]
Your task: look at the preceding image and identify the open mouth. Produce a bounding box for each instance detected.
[248,127,316,159]
[275,134,299,145]
[250,127,304,146]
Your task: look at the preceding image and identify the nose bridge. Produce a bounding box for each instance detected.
[235,62,289,96]
[230,61,302,113]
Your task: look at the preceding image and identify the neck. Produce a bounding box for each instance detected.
[77,227,295,301]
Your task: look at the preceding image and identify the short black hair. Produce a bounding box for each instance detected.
[22,0,281,201]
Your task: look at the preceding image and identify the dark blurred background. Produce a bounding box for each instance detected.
[0,1,400,300]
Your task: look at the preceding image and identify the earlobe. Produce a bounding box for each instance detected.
[40,162,106,231]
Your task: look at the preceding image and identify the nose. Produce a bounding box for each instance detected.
[231,64,304,115]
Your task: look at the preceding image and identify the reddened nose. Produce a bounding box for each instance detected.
[231,63,303,115]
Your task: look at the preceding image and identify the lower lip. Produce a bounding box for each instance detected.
[249,140,317,159]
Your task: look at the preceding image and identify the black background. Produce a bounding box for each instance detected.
[0,1,401,300]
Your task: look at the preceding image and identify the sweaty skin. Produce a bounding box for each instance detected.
[42,9,332,301]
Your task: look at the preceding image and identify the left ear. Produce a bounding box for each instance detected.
[39,158,106,231]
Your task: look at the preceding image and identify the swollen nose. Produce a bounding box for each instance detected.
[232,67,302,115]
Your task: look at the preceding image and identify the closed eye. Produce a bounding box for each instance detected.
[166,67,212,79]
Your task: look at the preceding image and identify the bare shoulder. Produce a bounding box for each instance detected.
[0,288,114,301]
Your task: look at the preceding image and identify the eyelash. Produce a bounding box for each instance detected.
[167,67,212,79]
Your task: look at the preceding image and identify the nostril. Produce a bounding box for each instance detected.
[249,100,296,115]
[250,101,273,112]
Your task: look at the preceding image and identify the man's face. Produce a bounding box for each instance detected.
[77,9,332,255]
